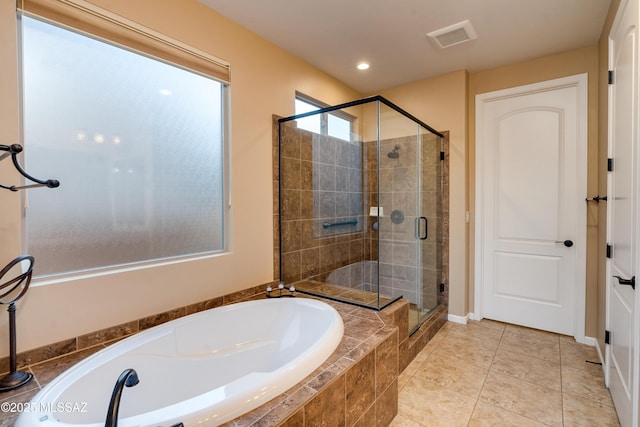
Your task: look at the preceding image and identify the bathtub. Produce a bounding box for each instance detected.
[16,298,344,427]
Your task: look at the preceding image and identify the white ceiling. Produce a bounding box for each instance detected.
[199,0,611,93]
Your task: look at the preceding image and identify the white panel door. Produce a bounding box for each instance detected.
[476,75,587,336]
[607,0,638,425]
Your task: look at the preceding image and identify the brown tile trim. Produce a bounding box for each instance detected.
[77,320,138,350]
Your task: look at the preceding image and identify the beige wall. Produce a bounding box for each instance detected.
[373,70,469,316]
[469,46,600,337]
[0,0,360,356]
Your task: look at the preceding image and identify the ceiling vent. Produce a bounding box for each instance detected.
[427,19,478,48]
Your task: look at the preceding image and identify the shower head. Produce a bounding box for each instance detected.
[387,145,400,159]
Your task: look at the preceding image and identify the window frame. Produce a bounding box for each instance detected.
[17,3,232,281]
[295,91,355,141]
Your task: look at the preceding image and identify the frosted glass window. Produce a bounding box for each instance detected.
[295,96,352,141]
[328,114,351,141]
[20,16,227,277]
[294,98,321,134]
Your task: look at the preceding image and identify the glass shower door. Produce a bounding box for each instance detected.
[377,104,423,331]
[416,129,444,332]
[378,103,443,333]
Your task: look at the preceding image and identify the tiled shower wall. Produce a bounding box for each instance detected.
[276,120,367,284]
[365,133,445,310]
[273,116,449,310]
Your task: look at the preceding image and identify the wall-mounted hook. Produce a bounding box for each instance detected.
[0,144,59,191]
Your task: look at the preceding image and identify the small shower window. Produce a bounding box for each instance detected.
[294,93,352,141]
[19,15,229,278]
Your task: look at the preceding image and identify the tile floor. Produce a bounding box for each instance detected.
[392,319,620,427]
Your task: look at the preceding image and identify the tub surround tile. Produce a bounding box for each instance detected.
[305,375,346,426]
[345,335,379,362]
[375,328,399,396]
[306,362,345,392]
[378,299,409,336]
[242,284,280,303]
[29,346,105,387]
[0,337,77,374]
[251,386,317,427]
[139,307,186,330]
[398,306,447,373]
[279,409,305,427]
[0,286,434,427]
[228,299,404,426]
[353,403,376,427]
[184,296,224,315]
[342,313,385,341]
[346,350,376,426]
[377,379,399,427]
[77,320,138,349]
[327,335,365,364]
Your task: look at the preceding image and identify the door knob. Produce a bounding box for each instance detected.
[614,275,636,290]
[555,240,574,247]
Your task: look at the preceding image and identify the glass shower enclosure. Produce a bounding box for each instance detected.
[278,96,444,333]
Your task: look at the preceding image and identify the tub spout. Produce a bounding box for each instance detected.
[105,368,139,427]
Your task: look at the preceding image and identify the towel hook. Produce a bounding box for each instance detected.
[0,144,59,192]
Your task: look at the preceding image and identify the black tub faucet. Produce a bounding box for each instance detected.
[105,368,139,427]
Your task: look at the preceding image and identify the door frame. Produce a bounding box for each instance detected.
[474,74,589,343]
[605,0,640,423]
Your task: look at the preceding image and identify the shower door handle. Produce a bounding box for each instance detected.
[416,216,428,240]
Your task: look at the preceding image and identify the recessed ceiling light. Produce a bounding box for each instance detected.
[357,62,370,70]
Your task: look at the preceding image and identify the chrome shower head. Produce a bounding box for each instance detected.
[387,145,400,159]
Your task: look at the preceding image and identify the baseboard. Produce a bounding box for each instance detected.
[579,335,598,347]
[447,313,470,324]
[592,337,607,378]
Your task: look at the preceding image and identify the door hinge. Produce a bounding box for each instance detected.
[440,151,445,161]
[608,158,614,172]
[605,330,611,344]
[606,244,612,258]
[608,70,614,85]
[439,283,445,293]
